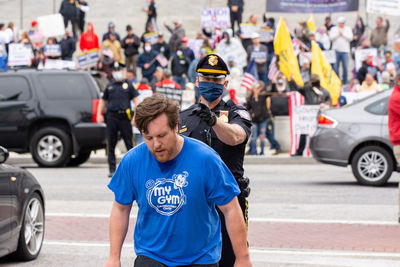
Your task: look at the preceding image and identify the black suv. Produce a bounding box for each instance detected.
[0,69,106,167]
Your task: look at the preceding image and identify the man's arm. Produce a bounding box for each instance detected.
[218,197,252,267]
[213,120,247,146]
[97,99,106,123]
[103,201,132,267]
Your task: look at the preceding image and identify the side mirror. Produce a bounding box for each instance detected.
[0,146,9,163]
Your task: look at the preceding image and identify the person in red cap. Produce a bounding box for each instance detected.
[180,36,195,63]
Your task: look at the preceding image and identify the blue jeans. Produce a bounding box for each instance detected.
[173,76,186,90]
[334,51,349,84]
[265,118,281,151]
[258,71,268,88]
[249,119,267,155]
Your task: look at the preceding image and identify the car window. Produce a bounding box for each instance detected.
[365,97,389,115]
[38,74,91,100]
[0,76,31,101]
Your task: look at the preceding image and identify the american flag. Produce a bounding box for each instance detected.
[155,54,169,67]
[241,60,258,91]
[267,55,280,81]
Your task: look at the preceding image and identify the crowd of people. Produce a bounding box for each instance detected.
[1,0,400,156]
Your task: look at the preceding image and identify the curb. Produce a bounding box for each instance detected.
[7,153,319,166]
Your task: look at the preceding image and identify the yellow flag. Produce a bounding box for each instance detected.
[311,41,341,105]
[307,15,316,32]
[274,17,303,86]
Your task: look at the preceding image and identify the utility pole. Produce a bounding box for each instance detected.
[20,0,23,29]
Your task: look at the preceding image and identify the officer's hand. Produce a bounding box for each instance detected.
[191,103,217,127]
[131,119,136,127]
[97,114,104,123]
[103,257,121,267]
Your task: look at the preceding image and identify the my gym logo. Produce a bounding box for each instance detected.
[146,171,189,216]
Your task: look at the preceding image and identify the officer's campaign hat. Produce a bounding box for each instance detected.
[196,54,230,78]
[111,61,125,71]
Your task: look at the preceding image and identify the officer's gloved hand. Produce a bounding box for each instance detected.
[191,103,217,127]
[237,176,251,198]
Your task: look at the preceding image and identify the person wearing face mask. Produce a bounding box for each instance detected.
[97,61,139,177]
[137,41,160,84]
[179,54,252,267]
[289,74,331,156]
[171,48,190,89]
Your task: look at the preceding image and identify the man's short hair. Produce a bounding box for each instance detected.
[135,94,180,134]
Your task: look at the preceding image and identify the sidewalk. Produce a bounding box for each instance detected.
[7,147,318,166]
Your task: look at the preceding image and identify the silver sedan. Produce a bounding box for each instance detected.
[310,89,399,186]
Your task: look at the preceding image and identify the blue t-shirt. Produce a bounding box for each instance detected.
[108,136,240,266]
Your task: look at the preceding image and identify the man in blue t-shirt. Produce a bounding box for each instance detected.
[104,94,252,267]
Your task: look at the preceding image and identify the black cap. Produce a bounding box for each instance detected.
[112,61,125,71]
[196,54,230,78]
[126,25,132,31]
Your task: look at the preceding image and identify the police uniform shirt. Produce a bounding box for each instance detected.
[103,80,139,112]
[179,100,252,179]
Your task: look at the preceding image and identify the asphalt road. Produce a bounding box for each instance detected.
[1,162,399,266]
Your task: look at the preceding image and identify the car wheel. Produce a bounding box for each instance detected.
[30,127,72,167]
[67,151,91,166]
[351,145,394,186]
[13,193,44,261]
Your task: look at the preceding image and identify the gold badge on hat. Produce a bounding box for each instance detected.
[219,110,229,123]
[122,83,128,89]
[208,55,218,66]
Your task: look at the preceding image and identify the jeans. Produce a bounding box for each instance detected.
[258,71,268,89]
[173,76,186,89]
[334,51,349,84]
[249,118,281,155]
[265,118,281,151]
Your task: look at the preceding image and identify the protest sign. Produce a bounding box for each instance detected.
[201,8,230,29]
[37,14,65,37]
[8,43,32,66]
[367,0,400,16]
[239,24,261,39]
[143,32,159,45]
[77,49,99,69]
[301,50,336,65]
[341,92,375,105]
[155,87,182,105]
[258,29,273,43]
[292,105,320,135]
[250,50,267,61]
[44,44,61,57]
[267,0,359,13]
[44,59,76,70]
[138,89,153,103]
[354,48,378,71]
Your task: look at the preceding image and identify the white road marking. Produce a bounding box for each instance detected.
[43,242,400,258]
[46,213,399,225]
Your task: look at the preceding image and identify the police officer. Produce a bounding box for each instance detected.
[97,61,139,177]
[179,54,252,267]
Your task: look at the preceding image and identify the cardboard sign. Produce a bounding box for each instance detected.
[300,50,336,65]
[292,105,320,135]
[258,29,274,43]
[37,14,66,37]
[8,43,32,66]
[250,50,267,61]
[155,87,182,105]
[354,48,378,71]
[44,44,61,57]
[143,32,159,45]
[44,59,76,70]
[267,0,359,13]
[138,89,153,103]
[239,24,261,39]
[201,8,230,29]
[367,0,400,16]
[77,49,100,69]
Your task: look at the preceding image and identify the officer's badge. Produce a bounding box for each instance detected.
[208,55,218,66]
[107,86,113,90]
[235,110,251,121]
[122,83,128,89]
[219,110,229,123]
